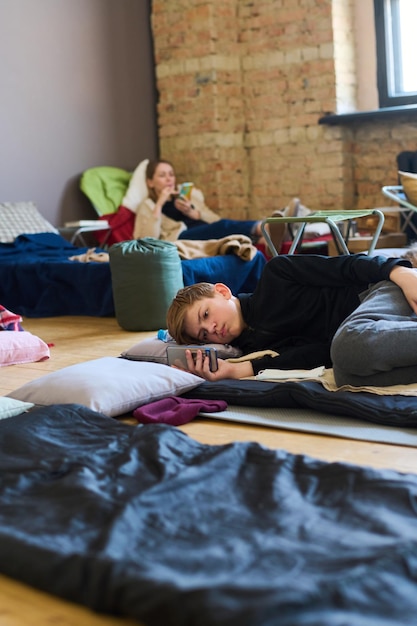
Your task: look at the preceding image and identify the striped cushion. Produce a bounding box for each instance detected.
[0,202,58,243]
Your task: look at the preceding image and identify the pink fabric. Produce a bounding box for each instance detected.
[0,331,50,366]
[133,396,227,426]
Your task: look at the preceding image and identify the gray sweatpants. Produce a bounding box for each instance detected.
[330,280,417,387]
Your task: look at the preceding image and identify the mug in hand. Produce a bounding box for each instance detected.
[178,182,194,200]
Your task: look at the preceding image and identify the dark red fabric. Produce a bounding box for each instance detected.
[133,396,227,426]
[96,206,136,246]
[256,235,332,260]
[280,234,331,255]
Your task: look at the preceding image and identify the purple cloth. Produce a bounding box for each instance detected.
[133,396,228,426]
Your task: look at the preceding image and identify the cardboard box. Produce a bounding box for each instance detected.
[328,232,407,256]
[357,211,401,234]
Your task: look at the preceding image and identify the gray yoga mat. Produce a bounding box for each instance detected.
[199,405,417,448]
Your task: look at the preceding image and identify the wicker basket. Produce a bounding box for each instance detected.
[399,170,417,206]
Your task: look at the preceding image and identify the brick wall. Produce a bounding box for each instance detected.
[151,0,417,222]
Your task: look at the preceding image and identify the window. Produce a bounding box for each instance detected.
[374,0,417,107]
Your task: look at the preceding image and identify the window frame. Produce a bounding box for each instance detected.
[374,0,417,108]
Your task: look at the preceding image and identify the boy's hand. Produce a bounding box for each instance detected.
[389,266,417,314]
[180,349,254,381]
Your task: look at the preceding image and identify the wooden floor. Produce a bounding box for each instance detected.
[2,314,417,625]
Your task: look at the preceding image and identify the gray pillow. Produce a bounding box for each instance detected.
[8,357,203,418]
[121,334,242,364]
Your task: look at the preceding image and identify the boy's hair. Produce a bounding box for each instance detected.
[166,282,216,344]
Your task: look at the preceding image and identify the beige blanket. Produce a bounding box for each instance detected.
[320,368,417,397]
[255,366,417,397]
[69,235,258,263]
[174,235,258,261]
[69,248,109,263]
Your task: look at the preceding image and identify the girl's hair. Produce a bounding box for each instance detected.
[166,282,216,344]
[146,159,174,202]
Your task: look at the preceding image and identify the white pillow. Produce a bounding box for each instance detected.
[0,202,58,243]
[121,159,150,212]
[0,397,34,420]
[0,331,50,367]
[121,335,243,364]
[7,357,203,418]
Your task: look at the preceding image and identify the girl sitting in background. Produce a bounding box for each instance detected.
[132,159,264,243]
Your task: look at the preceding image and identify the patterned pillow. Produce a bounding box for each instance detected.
[0,202,58,243]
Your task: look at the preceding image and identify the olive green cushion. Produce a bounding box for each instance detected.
[109,238,184,331]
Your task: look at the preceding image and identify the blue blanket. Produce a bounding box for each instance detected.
[1,405,417,625]
[0,233,265,317]
[184,378,417,427]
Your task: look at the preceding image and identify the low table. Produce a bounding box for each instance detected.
[59,220,111,246]
[261,209,385,256]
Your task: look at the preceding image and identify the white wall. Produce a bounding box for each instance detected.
[0,0,157,225]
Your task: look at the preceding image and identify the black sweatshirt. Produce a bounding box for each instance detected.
[234,254,411,374]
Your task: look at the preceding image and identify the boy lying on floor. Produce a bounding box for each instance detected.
[166,253,417,388]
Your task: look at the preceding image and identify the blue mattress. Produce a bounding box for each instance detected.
[0,233,265,317]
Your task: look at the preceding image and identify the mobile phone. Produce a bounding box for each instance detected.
[166,345,218,372]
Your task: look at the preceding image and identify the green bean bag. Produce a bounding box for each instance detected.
[109,238,184,331]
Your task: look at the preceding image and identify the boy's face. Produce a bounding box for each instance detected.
[183,283,244,344]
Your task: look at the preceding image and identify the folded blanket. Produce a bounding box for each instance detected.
[256,366,417,397]
[256,366,325,381]
[320,368,417,397]
[69,236,258,263]
[174,235,258,261]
